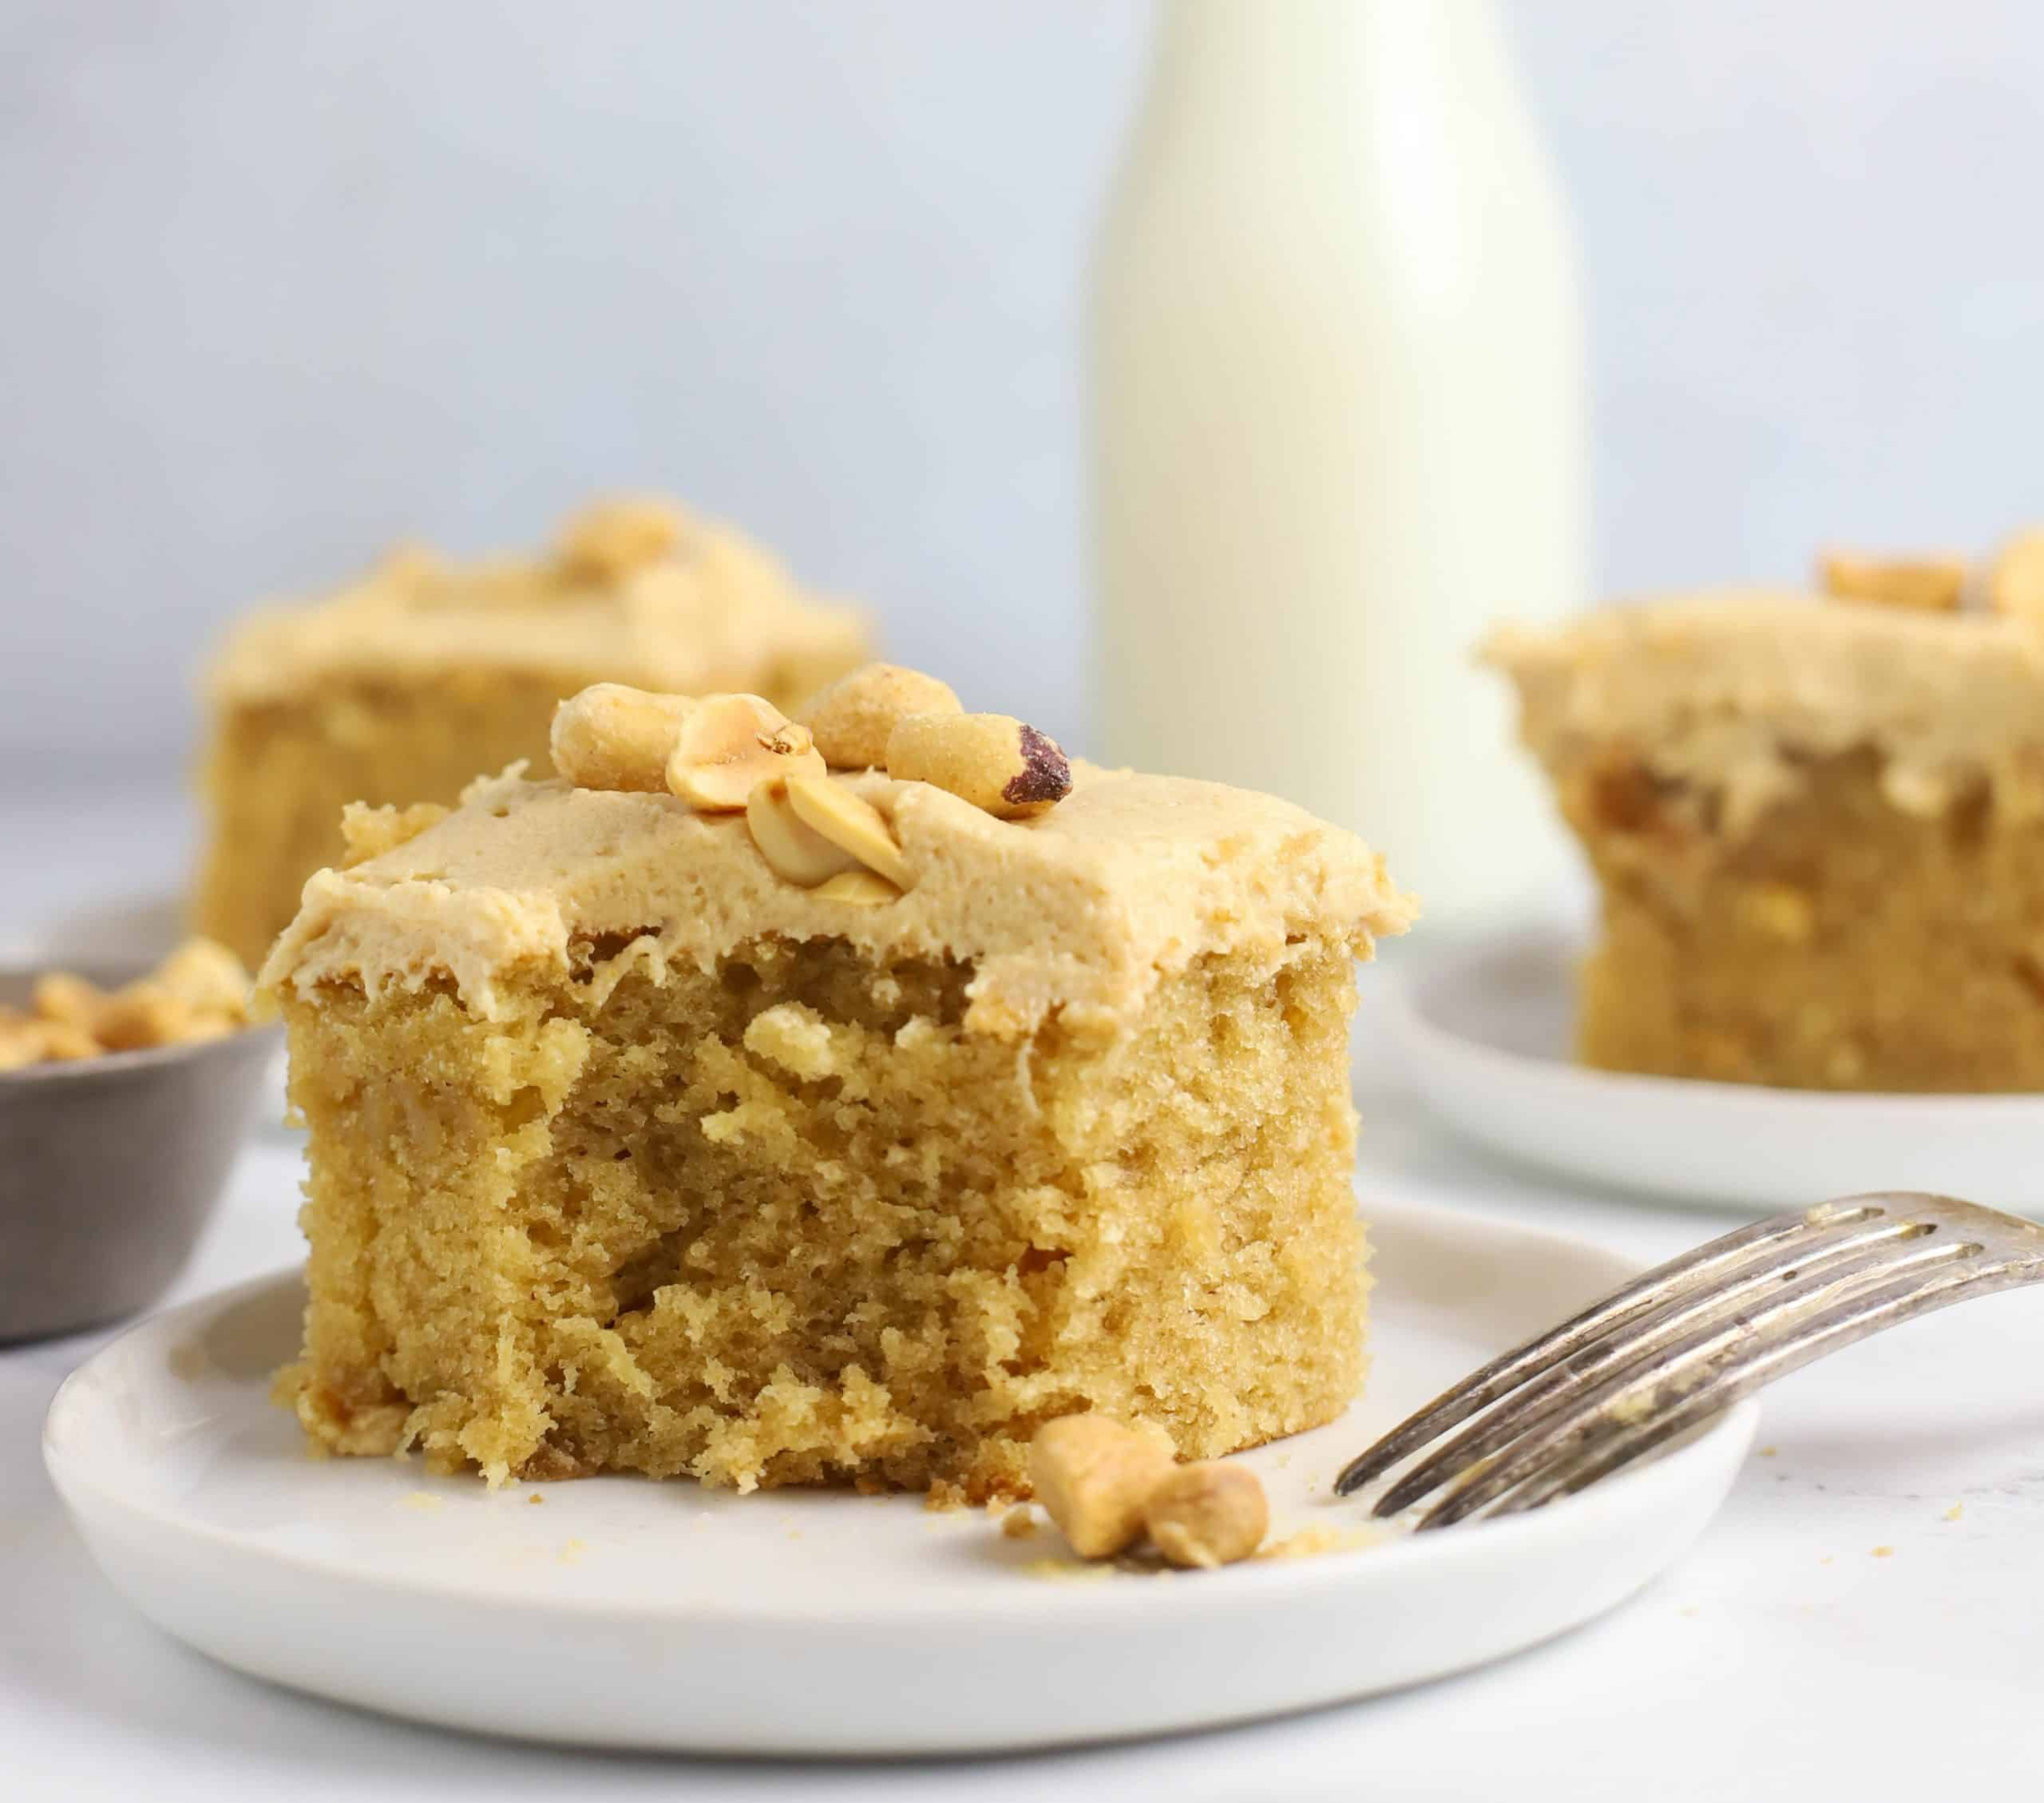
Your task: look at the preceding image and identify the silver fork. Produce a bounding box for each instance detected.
[1334,1193,2044,1529]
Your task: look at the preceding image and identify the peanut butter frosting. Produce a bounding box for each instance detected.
[262,765,1415,1037]
[1485,590,2044,832]
[208,503,866,706]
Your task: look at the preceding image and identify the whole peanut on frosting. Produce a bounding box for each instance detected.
[796,664,962,770]
[551,684,699,793]
[1028,1416,1175,1559]
[886,712,1072,820]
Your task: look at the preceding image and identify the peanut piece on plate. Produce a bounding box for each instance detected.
[886,713,1072,820]
[667,694,827,811]
[784,775,911,889]
[1143,1462,1269,1569]
[552,684,699,793]
[554,497,685,583]
[812,870,904,907]
[1818,549,1968,613]
[747,778,860,887]
[1986,529,2044,627]
[1028,1415,1175,1559]
[796,664,961,770]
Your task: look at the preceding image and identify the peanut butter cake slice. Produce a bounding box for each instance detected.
[1487,576,2044,1091]
[194,497,866,967]
[264,669,1414,1499]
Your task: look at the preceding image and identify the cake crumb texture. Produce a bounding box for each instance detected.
[277,935,1372,1497]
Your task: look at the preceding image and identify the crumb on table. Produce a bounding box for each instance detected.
[1254,1523,1385,1562]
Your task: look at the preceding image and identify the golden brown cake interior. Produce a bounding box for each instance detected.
[1565,745,2044,1089]
[277,932,1366,1499]
[1489,592,2044,1092]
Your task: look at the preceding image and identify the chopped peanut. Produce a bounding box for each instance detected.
[812,869,904,907]
[783,775,911,889]
[554,496,686,583]
[1987,528,2044,627]
[372,541,445,599]
[886,712,1072,820]
[552,684,699,793]
[1818,549,1968,613]
[93,984,204,1053]
[1143,1462,1269,1569]
[32,972,109,1036]
[746,778,861,886]
[0,1018,98,1067]
[796,664,961,770]
[154,937,256,1018]
[666,694,826,811]
[1027,1416,1175,1559]
[4,939,254,1072]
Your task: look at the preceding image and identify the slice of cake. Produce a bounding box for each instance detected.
[194,497,866,967]
[264,671,1413,1499]
[1486,583,2044,1092]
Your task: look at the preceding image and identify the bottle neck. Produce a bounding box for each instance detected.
[1148,0,1524,131]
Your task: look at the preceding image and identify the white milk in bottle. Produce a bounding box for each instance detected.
[1092,0,1588,934]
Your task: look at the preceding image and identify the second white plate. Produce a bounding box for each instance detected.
[1390,931,2044,1215]
[44,1197,1754,1755]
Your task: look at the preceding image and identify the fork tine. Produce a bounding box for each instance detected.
[1332,1201,1888,1498]
[1483,1256,2035,1520]
[1412,1236,1991,1529]
[1365,1210,1935,1517]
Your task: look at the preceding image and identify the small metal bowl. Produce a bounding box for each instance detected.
[0,960,281,1344]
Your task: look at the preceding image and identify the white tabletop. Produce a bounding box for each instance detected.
[8,790,2041,1800]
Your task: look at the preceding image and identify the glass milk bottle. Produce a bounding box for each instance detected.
[1092,0,1588,935]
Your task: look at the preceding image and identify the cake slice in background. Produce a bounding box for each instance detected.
[192,497,866,967]
[1487,552,2044,1093]
[263,674,1413,1501]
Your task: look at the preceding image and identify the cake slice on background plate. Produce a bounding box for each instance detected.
[194,496,867,967]
[1487,533,2044,1092]
[262,669,1414,1502]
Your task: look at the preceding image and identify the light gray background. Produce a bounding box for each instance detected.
[5,0,2042,778]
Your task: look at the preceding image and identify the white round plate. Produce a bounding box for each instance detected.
[44,1198,1755,1756]
[1390,931,2044,1215]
